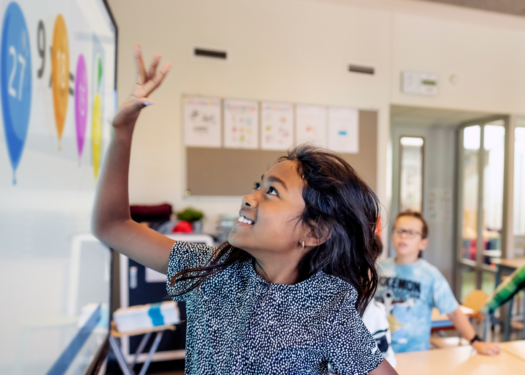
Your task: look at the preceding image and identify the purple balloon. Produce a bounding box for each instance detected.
[75,54,88,161]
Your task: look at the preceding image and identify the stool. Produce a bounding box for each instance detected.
[503,291,525,341]
[109,321,176,375]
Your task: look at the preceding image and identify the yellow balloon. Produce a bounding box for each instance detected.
[51,14,69,149]
[92,94,102,180]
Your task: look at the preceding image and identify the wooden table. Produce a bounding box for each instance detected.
[395,345,525,375]
[493,258,525,287]
[431,305,474,332]
[500,340,525,361]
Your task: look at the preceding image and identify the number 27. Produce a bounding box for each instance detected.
[8,45,26,100]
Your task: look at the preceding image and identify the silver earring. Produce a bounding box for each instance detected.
[302,241,305,249]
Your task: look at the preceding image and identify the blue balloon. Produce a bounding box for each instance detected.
[1,2,32,184]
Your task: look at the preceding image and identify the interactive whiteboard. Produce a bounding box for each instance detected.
[0,0,116,374]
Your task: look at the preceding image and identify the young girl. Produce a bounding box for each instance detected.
[93,45,397,375]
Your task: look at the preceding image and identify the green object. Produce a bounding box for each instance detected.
[97,57,103,90]
[486,265,525,311]
[176,207,204,222]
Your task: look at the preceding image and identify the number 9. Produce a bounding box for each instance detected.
[37,20,45,78]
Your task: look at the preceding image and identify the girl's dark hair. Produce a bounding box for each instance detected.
[170,145,383,315]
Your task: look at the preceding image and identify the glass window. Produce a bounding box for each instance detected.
[482,122,505,273]
[514,126,525,257]
[399,137,424,212]
[457,119,506,299]
[461,126,480,261]
[460,264,476,302]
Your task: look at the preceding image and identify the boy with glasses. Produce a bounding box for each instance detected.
[375,211,500,355]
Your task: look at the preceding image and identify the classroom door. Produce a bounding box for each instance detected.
[390,120,457,286]
[456,117,507,301]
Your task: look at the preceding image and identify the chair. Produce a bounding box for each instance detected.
[109,322,176,375]
[463,290,489,312]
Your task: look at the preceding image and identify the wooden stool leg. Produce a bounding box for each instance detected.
[522,292,525,340]
[109,335,134,375]
[483,311,491,341]
[138,332,163,375]
[504,298,514,341]
[131,332,152,369]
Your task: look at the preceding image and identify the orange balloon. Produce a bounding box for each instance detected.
[51,15,69,148]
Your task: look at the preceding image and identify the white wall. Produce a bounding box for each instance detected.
[391,13,525,113]
[107,0,392,233]
[107,0,525,237]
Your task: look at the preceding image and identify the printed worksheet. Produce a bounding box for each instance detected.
[261,102,294,150]
[295,105,327,147]
[183,96,222,147]
[328,107,359,153]
[224,99,259,149]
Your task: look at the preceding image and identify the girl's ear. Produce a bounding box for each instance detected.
[303,223,330,248]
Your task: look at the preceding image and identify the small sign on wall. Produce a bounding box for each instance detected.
[295,105,327,147]
[184,96,222,147]
[401,71,439,96]
[223,99,259,149]
[261,102,294,150]
[327,107,359,154]
[427,188,452,222]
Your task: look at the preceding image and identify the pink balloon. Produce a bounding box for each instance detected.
[75,54,88,162]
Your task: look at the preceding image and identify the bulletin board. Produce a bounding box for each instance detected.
[186,110,378,196]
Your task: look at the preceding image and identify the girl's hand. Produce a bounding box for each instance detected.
[472,341,500,356]
[112,44,171,130]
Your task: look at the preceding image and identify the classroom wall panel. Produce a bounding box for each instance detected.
[108,0,525,247]
[108,0,391,233]
[186,110,377,196]
[391,13,525,114]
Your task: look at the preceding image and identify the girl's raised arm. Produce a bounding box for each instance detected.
[92,45,174,274]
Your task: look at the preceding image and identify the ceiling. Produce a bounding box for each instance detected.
[418,0,525,17]
[391,105,500,128]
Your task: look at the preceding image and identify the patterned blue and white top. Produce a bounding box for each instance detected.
[166,241,383,375]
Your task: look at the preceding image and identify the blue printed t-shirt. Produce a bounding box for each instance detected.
[166,241,383,375]
[375,258,459,353]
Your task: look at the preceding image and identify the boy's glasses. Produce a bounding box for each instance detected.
[393,229,421,238]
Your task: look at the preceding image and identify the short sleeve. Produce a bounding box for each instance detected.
[165,241,215,301]
[362,301,396,368]
[431,270,459,315]
[326,292,383,375]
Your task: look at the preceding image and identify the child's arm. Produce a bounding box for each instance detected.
[446,308,500,356]
[92,45,174,274]
[486,265,525,311]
